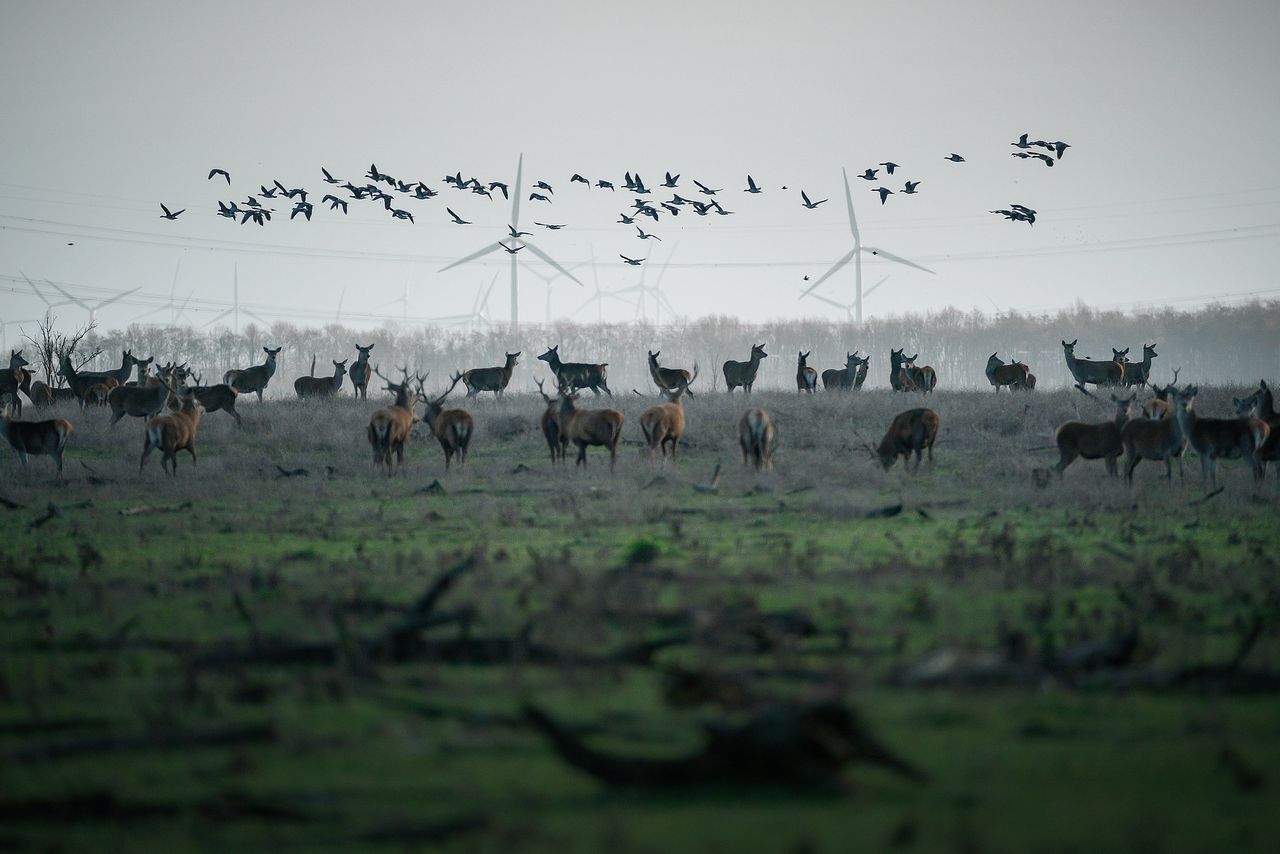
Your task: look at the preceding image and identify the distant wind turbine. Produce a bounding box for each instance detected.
[799,168,935,324]
[574,256,638,322]
[137,258,196,326]
[20,271,75,315]
[613,244,680,324]
[44,279,140,326]
[203,264,270,332]
[0,316,39,355]
[805,276,890,322]
[427,274,500,329]
[524,249,597,324]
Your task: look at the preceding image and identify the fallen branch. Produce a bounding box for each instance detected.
[693,462,722,494]
[119,501,194,517]
[1189,487,1225,505]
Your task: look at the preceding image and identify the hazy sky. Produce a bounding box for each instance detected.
[2,0,1279,333]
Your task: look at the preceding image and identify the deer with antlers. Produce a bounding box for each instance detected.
[1055,393,1135,478]
[738,407,775,471]
[139,384,204,476]
[795,351,817,393]
[1172,385,1269,493]
[535,378,566,464]
[107,363,175,426]
[421,372,474,469]
[1142,368,1181,419]
[723,343,767,393]
[224,346,282,402]
[1,404,72,476]
[640,365,698,464]
[876,408,940,472]
[462,351,520,399]
[821,352,868,391]
[1062,339,1123,388]
[348,344,375,400]
[294,355,348,399]
[557,385,625,470]
[537,345,612,396]
[367,366,423,475]
[985,353,1031,392]
[647,350,693,397]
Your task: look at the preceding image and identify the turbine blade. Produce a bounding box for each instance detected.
[803,292,850,310]
[843,168,859,243]
[45,280,90,310]
[438,242,503,272]
[860,246,935,275]
[798,248,858,298]
[20,271,53,305]
[522,242,585,286]
[862,274,892,299]
[202,308,234,328]
[94,287,141,310]
[510,153,524,229]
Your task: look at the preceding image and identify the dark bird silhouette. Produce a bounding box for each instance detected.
[712,200,733,215]
[690,200,712,216]
[472,185,493,199]
[509,224,532,238]
[446,207,470,225]
[633,174,650,194]
[291,201,314,221]
[620,254,643,266]
[623,172,636,191]
[285,187,308,202]
[639,207,660,221]
[414,183,437,199]
[597,179,615,191]
[216,201,239,219]
[534,180,554,194]
[159,203,184,220]
[991,208,1033,225]
[1010,204,1037,223]
[1029,152,1055,167]
[670,194,694,206]
[241,209,270,226]
[618,213,636,224]
[322,167,340,184]
[1012,133,1032,149]
[859,168,878,180]
[529,192,551,202]
[488,181,509,200]
[693,180,721,195]
[260,185,278,199]
[1011,151,1034,161]
[500,241,523,254]
[322,195,348,214]
[902,181,920,194]
[803,275,810,281]
[662,171,680,188]
[800,191,827,209]
[636,226,661,241]
[342,182,368,199]
[873,187,894,205]
[744,175,762,193]
[880,162,900,175]
[661,202,680,216]
[535,222,566,230]
[208,168,231,184]
[570,173,589,185]
[243,196,262,208]
[945,153,965,162]
[390,208,413,223]
[1047,140,1071,160]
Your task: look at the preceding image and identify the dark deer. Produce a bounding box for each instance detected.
[723,343,767,393]
[1119,343,1157,387]
[1,350,32,416]
[1172,385,1269,493]
[124,355,155,387]
[535,378,566,464]
[821,352,868,391]
[1062,339,1123,388]
[139,385,204,476]
[1235,380,1280,474]
[538,345,611,396]
[348,343,375,400]
[558,390,625,470]
[648,350,694,397]
[1,408,72,475]
[224,346,282,402]
[185,370,242,426]
[1055,393,1135,477]
[422,372,474,469]
[738,407,775,470]
[294,356,348,399]
[462,351,520,398]
[1142,368,1181,419]
[985,353,1031,392]
[640,365,697,464]
[107,363,175,426]
[367,366,423,475]
[58,350,138,404]
[877,408,940,471]
[795,351,817,393]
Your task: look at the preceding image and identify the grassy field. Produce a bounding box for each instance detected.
[2,385,1278,853]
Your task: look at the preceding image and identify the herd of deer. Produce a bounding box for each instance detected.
[0,338,1274,491]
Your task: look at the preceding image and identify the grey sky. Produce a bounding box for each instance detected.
[2,0,1278,332]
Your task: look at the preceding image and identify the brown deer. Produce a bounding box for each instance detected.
[139,385,204,476]
[1,407,73,475]
[1235,380,1280,473]
[723,343,767,393]
[367,366,423,475]
[1142,368,1180,419]
[537,345,612,396]
[421,372,474,469]
[462,351,520,398]
[185,370,242,426]
[1172,385,1269,493]
[1118,343,1158,387]
[877,408,940,471]
[738,407,775,471]
[124,355,155,387]
[647,350,693,396]
[29,379,76,407]
[294,356,348,399]
[224,346,282,402]
[349,343,374,400]
[821,351,868,391]
[107,363,175,426]
[558,389,625,470]
[640,365,697,464]
[1062,339,1123,388]
[1055,393,1135,478]
[1122,399,1187,484]
[795,351,817,393]
[58,350,138,404]
[535,378,566,464]
[897,353,937,393]
[985,353,1031,392]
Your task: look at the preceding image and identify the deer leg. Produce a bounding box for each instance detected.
[188,447,197,467]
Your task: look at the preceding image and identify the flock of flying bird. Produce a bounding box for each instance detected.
[161,133,1071,268]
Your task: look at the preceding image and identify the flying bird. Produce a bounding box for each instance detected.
[243,196,262,208]
[472,186,493,199]
[208,168,231,184]
[291,201,314,221]
[1012,133,1032,149]
[322,195,348,214]
[902,181,920,194]
[991,208,1033,225]
[873,187,894,205]
[159,203,184,220]
[509,224,532,238]
[712,200,733,215]
[660,203,680,216]
[534,180,554,194]
[662,172,680,188]
[945,153,965,162]
[744,175,762,193]
[690,201,712,216]
[534,222,566,230]
[859,168,878,180]
[322,167,341,184]
[487,181,509,199]
[446,207,470,225]
[260,185,278,199]
[390,208,413,223]
[618,213,636,224]
[216,201,239,218]
[633,174,650,194]
[1029,152,1055,167]
[529,192,551,202]
[800,191,827,209]
[693,180,721,195]
[499,241,524,254]
[570,174,590,185]
[879,162,900,175]
[1010,204,1037,224]
[597,179,615,191]
[620,254,643,266]
[639,207,659,221]
[1046,140,1071,159]
[636,226,661,241]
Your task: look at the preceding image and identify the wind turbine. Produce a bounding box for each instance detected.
[43,279,140,326]
[0,317,38,355]
[203,264,270,332]
[334,288,346,324]
[799,168,935,324]
[574,256,638,322]
[438,153,584,331]
[615,244,680,324]
[377,273,413,324]
[427,274,500,329]
[805,275,891,322]
[20,271,74,317]
[525,250,597,323]
[137,258,196,326]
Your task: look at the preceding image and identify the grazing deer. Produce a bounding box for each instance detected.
[1142,368,1181,419]
[185,370,242,426]
[59,350,139,404]
[349,343,374,400]
[421,372,474,469]
[107,363,175,426]
[462,351,520,398]
[139,385,204,476]
[224,346,282,402]
[795,351,817,393]
[537,345,612,396]
[1172,385,1269,493]
[1,407,73,475]
[723,343,768,393]
[738,407,775,470]
[821,352,868,391]
[295,356,348,399]
[877,408,940,471]
[896,353,937,393]
[1056,393,1135,478]
[985,353,1031,392]
[1118,343,1158,387]
[29,379,76,407]
[558,389,625,470]
[367,366,423,475]
[1062,339,1123,388]
[648,350,694,397]
[641,365,698,464]
[535,378,566,464]
[1,350,32,417]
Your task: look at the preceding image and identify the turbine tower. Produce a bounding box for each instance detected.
[137,258,196,326]
[799,168,934,323]
[203,264,270,332]
[438,153,583,332]
[427,274,500,329]
[805,276,890,322]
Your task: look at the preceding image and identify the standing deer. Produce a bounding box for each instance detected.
[738,407,775,470]
[462,351,520,398]
[535,378,566,464]
[107,363,175,426]
[896,353,937,393]
[294,356,348,399]
[421,372,474,469]
[984,353,1031,392]
[1,350,32,416]
[723,343,767,393]
[1118,343,1158,387]
[876,408,940,471]
[139,385,204,476]
[1,407,73,475]
[1055,393,1135,477]
[349,344,375,400]
[795,351,817,393]
[1235,380,1280,474]
[125,356,155,387]
[185,370,242,426]
[648,351,693,396]
[1172,385,1269,493]
[367,366,423,475]
[537,345,612,396]
[1062,339,1123,388]
[1142,368,1181,419]
[558,389,625,470]
[821,352,868,391]
[640,365,697,464]
[59,350,138,404]
[224,346,282,402]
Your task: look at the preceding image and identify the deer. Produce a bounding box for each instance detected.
[537,345,612,396]
[1118,343,1158,387]
[795,351,817,393]
[1,406,73,475]
[1,350,32,416]
[224,346,282,402]
[640,365,698,464]
[821,352,868,391]
[1235,380,1280,474]
[107,364,176,426]
[349,343,375,400]
[985,353,1031,392]
[139,384,204,476]
[1121,394,1188,484]
[367,366,424,475]
[1062,339,1123,388]
[294,355,348,399]
[557,387,625,470]
[1142,368,1181,419]
[184,369,243,426]
[647,350,694,397]
[1055,393,1135,478]
[876,408,940,472]
[723,343,768,393]
[58,350,138,404]
[124,355,155,387]
[738,407,775,471]
[421,372,474,469]
[462,351,520,398]
[535,378,566,464]
[896,352,937,394]
[1172,385,1269,493]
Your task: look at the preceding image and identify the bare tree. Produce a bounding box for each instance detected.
[23,314,99,387]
